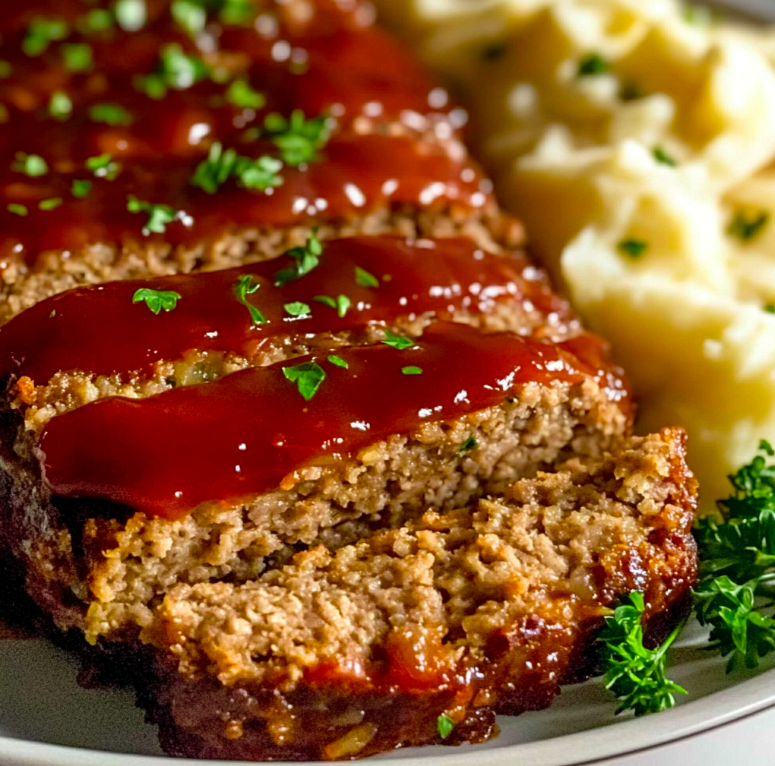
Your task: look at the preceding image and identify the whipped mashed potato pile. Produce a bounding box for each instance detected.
[375,0,775,508]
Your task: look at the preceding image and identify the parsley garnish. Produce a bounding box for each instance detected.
[135,44,210,99]
[382,330,414,350]
[597,592,687,716]
[49,91,73,120]
[171,0,207,36]
[328,355,348,369]
[190,142,283,193]
[437,714,454,740]
[89,103,133,126]
[72,179,92,198]
[728,210,770,242]
[274,232,323,286]
[618,239,648,258]
[86,153,121,180]
[0,62,11,79]
[355,266,379,288]
[39,198,63,211]
[459,436,478,453]
[578,53,610,77]
[62,43,93,73]
[313,294,351,318]
[283,301,310,317]
[23,17,69,57]
[133,287,182,314]
[115,0,147,32]
[402,366,423,375]
[283,361,326,401]
[127,196,180,235]
[7,204,28,217]
[12,152,48,177]
[225,79,265,110]
[263,110,330,167]
[234,274,266,325]
[78,8,114,34]
[766,304,775,314]
[653,147,677,167]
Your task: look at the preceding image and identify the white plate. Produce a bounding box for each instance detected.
[2,1,775,764]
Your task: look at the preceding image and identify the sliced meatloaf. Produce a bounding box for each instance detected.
[0,235,631,643]
[133,429,697,760]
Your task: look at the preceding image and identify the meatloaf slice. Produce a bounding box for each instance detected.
[130,429,697,760]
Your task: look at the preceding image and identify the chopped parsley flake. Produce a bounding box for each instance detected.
[225,78,266,110]
[86,153,121,180]
[355,266,379,288]
[39,197,63,211]
[127,196,180,235]
[23,17,69,57]
[115,0,147,32]
[283,361,326,401]
[190,142,283,193]
[89,103,133,126]
[313,294,351,318]
[0,61,11,79]
[402,366,423,375]
[71,179,92,198]
[263,110,331,167]
[7,204,28,217]
[234,274,266,325]
[171,0,207,36]
[459,436,478,454]
[274,232,323,286]
[62,43,93,72]
[78,8,114,34]
[49,91,73,120]
[133,287,182,314]
[728,210,770,242]
[653,146,678,167]
[382,330,414,350]
[12,152,48,177]
[618,239,648,258]
[766,304,775,314]
[283,301,311,317]
[578,53,610,77]
[437,714,455,740]
[135,44,210,99]
[328,355,348,369]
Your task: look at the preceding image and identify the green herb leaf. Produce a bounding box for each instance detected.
[135,44,210,99]
[190,142,283,193]
[7,204,28,217]
[132,287,182,314]
[402,366,423,375]
[728,210,770,243]
[89,103,133,126]
[618,239,648,258]
[234,274,266,325]
[127,196,180,235]
[171,0,207,36]
[23,17,69,57]
[653,146,677,167]
[282,361,326,401]
[597,592,687,716]
[382,330,414,350]
[355,266,379,288]
[263,110,331,167]
[283,301,311,317]
[459,436,478,454]
[274,232,323,286]
[313,294,351,318]
[437,713,454,739]
[62,43,93,72]
[12,152,48,177]
[39,197,63,211]
[71,179,92,198]
[86,153,122,180]
[0,61,11,79]
[49,91,73,120]
[327,355,348,369]
[78,8,114,34]
[225,79,265,110]
[766,304,775,314]
[578,53,610,77]
[115,0,147,32]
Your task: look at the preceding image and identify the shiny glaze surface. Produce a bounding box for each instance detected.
[0,0,482,266]
[40,322,604,520]
[0,236,568,383]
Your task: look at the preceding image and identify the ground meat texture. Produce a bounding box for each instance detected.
[124,430,696,760]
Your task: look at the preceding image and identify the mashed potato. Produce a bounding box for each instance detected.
[375,0,775,508]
